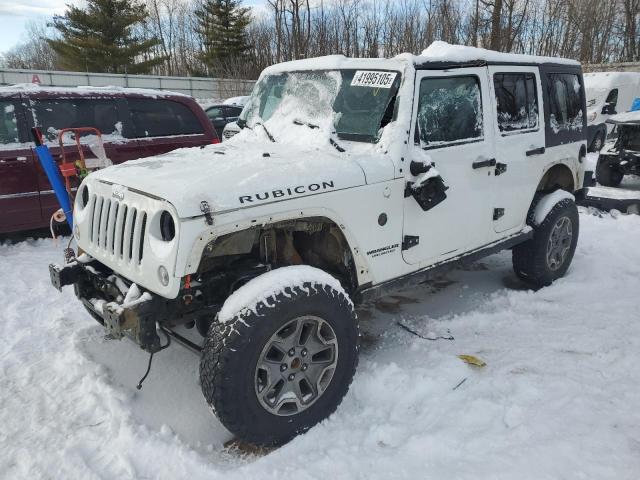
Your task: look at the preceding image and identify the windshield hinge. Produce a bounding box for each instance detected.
[402,235,420,251]
[200,201,213,225]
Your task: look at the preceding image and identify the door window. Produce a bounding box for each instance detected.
[546,73,584,134]
[415,76,483,148]
[128,98,204,138]
[31,98,124,141]
[206,107,224,121]
[494,73,538,132]
[0,102,19,145]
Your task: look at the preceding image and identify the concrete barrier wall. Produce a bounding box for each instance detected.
[583,62,640,73]
[0,68,256,99]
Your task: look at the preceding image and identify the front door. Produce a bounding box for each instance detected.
[402,67,496,265]
[488,66,546,233]
[0,97,42,232]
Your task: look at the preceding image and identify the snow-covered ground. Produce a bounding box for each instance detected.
[2,208,640,479]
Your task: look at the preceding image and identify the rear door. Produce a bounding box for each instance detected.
[0,95,42,233]
[489,66,546,233]
[127,97,211,157]
[402,67,497,265]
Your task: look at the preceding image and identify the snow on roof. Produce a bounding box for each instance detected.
[416,41,580,66]
[0,83,190,98]
[262,42,579,76]
[606,110,640,124]
[223,96,249,106]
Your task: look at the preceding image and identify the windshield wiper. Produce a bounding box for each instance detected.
[330,137,345,153]
[255,122,276,143]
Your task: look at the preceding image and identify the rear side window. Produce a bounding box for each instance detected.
[547,73,584,134]
[494,73,538,132]
[206,107,224,120]
[0,101,19,145]
[416,76,483,148]
[31,98,124,141]
[128,98,203,138]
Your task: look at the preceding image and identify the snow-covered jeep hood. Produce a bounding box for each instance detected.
[88,141,367,218]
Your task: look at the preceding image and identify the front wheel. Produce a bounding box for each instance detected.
[512,197,579,288]
[199,266,359,447]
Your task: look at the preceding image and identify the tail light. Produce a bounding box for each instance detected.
[211,137,220,144]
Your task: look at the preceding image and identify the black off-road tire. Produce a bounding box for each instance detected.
[512,197,579,288]
[596,156,624,187]
[200,274,359,447]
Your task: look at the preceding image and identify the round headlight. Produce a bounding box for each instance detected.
[158,265,169,286]
[160,211,175,241]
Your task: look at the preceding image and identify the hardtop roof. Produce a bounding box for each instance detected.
[262,41,580,76]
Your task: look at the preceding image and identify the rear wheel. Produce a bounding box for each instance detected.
[596,157,624,187]
[200,267,358,446]
[513,197,579,288]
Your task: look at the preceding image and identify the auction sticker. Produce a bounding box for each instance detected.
[351,71,397,88]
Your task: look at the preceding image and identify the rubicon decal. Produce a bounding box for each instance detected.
[239,181,335,204]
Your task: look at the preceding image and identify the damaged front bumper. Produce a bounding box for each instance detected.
[49,261,164,353]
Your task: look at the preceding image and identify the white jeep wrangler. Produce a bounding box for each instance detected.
[50,42,587,446]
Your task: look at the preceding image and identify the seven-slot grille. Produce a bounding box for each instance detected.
[87,194,147,264]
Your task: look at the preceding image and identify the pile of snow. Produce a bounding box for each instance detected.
[1,210,640,478]
[419,41,579,66]
[218,265,352,323]
[533,190,575,225]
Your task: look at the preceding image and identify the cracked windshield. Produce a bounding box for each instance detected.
[240,69,401,145]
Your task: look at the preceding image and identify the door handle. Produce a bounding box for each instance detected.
[472,158,496,169]
[526,147,545,156]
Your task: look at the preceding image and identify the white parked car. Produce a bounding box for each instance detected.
[221,120,240,141]
[584,72,640,151]
[50,42,587,447]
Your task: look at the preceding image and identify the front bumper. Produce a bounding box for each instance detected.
[49,261,163,353]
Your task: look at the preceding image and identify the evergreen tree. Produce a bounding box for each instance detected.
[195,0,251,74]
[48,0,165,74]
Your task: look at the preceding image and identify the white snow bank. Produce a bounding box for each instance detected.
[533,190,575,225]
[218,265,351,323]
[419,41,580,66]
[2,213,640,478]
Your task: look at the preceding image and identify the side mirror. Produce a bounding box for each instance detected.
[237,118,246,129]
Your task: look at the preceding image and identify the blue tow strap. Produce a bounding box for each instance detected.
[34,143,74,229]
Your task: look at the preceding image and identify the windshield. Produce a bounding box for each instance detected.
[240,69,401,144]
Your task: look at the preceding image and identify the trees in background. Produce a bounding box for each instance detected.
[1,0,639,79]
[195,0,251,75]
[47,0,166,73]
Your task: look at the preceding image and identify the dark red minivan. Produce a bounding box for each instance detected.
[0,85,217,234]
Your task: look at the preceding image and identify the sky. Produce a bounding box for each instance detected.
[0,0,267,56]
